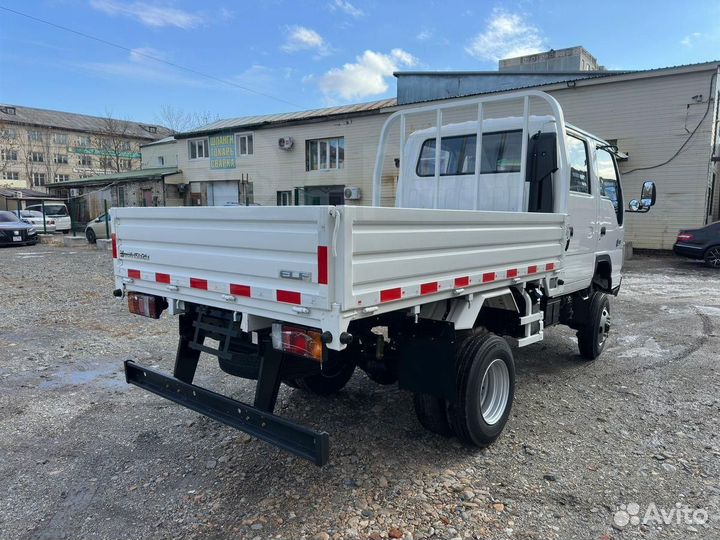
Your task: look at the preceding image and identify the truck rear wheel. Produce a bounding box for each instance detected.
[576,292,610,360]
[413,393,452,436]
[295,353,356,395]
[447,334,515,447]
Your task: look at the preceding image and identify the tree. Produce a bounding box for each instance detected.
[92,111,140,174]
[156,105,220,134]
[0,123,20,181]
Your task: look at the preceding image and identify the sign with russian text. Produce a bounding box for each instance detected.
[209,134,236,169]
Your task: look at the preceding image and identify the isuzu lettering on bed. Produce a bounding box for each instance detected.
[112,91,656,466]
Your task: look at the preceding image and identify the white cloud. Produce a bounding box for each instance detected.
[329,0,364,18]
[465,9,546,62]
[281,26,329,55]
[680,32,702,47]
[89,0,203,29]
[319,48,418,101]
[416,29,433,41]
[83,47,206,87]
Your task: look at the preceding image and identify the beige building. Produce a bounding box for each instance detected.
[0,104,170,191]
[175,60,718,250]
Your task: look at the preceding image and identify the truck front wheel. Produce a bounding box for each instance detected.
[576,292,610,360]
[447,334,515,447]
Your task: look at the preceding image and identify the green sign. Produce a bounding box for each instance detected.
[209,134,236,169]
[69,147,141,159]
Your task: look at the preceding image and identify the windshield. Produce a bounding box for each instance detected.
[42,204,68,216]
[0,211,20,223]
[29,204,68,216]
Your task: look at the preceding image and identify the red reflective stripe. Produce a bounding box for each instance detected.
[507,268,518,278]
[111,233,117,259]
[127,269,141,279]
[482,272,495,283]
[420,282,438,295]
[318,246,328,285]
[454,276,470,287]
[546,263,555,271]
[190,278,208,290]
[380,287,402,302]
[155,272,171,284]
[528,265,538,274]
[277,290,301,304]
[230,284,251,297]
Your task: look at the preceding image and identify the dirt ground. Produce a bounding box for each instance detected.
[0,245,718,540]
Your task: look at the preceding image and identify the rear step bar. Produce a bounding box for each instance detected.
[124,360,330,466]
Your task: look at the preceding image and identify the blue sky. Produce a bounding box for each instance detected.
[0,0,718,126]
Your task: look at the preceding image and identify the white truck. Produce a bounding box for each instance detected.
[112,91,656,466]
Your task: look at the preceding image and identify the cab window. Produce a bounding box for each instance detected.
[596,147,624,225]
[567,135,590,194]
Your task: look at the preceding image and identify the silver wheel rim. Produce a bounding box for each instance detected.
[598,307,610,347]
[707,248,720,268]
[479,358,510,425]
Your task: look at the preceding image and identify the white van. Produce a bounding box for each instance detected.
[25,202,71,233]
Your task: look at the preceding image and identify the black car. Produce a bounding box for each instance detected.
[0,210,39,246]
[673,221,720,268]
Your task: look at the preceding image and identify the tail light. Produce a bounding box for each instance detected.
[48,220,55,225]
[676,232,694,242]
[111,233,118,258]
[128,292,166,319]
[271,323,323,361]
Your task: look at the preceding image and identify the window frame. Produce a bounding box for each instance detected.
[1,149,18,161]
[188,138,209,160]
[30,151,44,163]
[54,153,69,164]
[31,172,46,186]
[54,173,70,182]
[28,130,43,142]
[306,136,345,171]
[567,133,592,195]
[79,155,93,167]
[415,130,523,177]
[2,171,19,180]
[595,146,624,225]
[53,133,69,145]
[236,132,254,156]
[277,190,292,205]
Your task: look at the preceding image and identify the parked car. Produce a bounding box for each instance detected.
[25,202,71,233]
[0,210,38,246]
[673,221,720,268]
[85,213,112,243]
[18,210,57,233]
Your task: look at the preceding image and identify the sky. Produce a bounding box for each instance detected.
[0,0,718,126]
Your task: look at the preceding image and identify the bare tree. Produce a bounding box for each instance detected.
[93,111,140,174]
[0,123,20,179]
[156,105,220,134]
[16,128,39,189]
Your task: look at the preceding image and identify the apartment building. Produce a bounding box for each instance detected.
[0,104,170,191]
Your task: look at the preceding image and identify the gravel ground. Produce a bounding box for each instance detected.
[0,245,719,540]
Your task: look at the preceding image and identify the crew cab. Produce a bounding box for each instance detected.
[112,91,656,466]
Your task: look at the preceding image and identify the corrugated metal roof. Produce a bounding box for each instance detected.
[178,98,397,138]
[0,104,172,140]
[0,187,64,200]
[52,167,180,187]
[395,60,720,105]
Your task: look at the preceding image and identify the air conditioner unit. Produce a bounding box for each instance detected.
[70,188,80,197]
[278,136,294,150]
[344,186,362,200]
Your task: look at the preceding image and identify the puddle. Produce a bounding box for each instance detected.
[40,365,128,390]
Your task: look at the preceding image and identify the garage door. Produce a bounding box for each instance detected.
[208,181,240,206]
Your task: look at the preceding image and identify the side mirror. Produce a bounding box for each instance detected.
[628,181,656,213]
[640,180,656,207]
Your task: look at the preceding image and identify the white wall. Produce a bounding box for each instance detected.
[141,140,178,169]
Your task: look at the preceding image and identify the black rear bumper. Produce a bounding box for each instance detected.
[673,243,704,259]
[124,360,330,466]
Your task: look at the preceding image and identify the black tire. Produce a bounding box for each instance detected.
[447,334,515,447]
[85,228,96,244]
[295,352,356,395]
[704,246,720,268]
[576,292,610,360]
[413,393,452,437]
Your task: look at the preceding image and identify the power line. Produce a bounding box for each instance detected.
[0,5,306,110]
